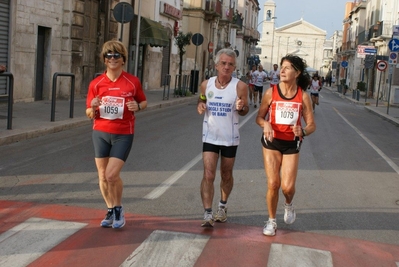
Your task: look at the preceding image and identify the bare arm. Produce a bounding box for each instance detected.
[197,80,208,115]
[256,87,273,140]
[236,81,249,116]
[300,92,316,136]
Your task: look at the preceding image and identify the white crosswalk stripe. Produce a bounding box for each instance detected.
[120,230,210,267]
[0,217,87,267]
[267,243,333,267]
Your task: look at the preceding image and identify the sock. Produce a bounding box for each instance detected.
[219,200,227,208]
[205,208,212,213]
[107,208,113,214]
[269,218,276,222]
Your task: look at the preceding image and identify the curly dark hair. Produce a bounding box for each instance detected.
[280,54,310,90]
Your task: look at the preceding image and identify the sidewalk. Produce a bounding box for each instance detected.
[0,85,398,146]
[325,85,399,126]
[0,88,196,146]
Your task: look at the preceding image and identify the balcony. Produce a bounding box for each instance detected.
[205,0,222,19]
[232,15,243,30]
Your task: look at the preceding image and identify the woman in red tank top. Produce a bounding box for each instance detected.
[256,54,316,236]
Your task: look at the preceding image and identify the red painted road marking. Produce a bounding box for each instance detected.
[0,200,398,267]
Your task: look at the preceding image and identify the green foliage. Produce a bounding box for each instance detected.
[174,31,192,55]
[356,81,366,92]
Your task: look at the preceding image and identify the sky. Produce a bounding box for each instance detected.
[257,0,351,38]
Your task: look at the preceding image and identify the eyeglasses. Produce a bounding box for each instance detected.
[104,53,122,59]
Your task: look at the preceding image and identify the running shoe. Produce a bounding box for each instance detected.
[201,211,214,227]
[214,206,227,223]
[284,203,296,224]
[263,220,277,236]
[100,209,114,228]
[112,206,125,229]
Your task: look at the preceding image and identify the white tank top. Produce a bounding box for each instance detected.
[202,77,240,146]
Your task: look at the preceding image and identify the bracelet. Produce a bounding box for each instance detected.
[301,128,307,137]
[199,94,207,101]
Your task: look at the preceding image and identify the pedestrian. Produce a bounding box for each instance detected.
[309,75,321,112]
[247,65,256,105]
[253,65,268,108]
[0,65,6,73]
[86,39,147,228]
[256,54,315,236]
[197,48,249,227]
[268,63,280,86]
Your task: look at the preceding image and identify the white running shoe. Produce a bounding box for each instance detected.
[201,211,214,227]
[284,203,296,224]
[263,220,277,236]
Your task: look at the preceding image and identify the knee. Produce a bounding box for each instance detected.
[105,171,119,184]
[281,184,295,196]
[267,180,281,191]
[203,170,216,183]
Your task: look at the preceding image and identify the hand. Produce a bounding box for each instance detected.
[235,97,244,111]
[91,96,101,108]
[291,125,302,137]
[197,102,206,115]
[263,121,273,142]
[126,100,140,112]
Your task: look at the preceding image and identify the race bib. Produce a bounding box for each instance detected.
[99,96,125,120]
[275,101,300,125]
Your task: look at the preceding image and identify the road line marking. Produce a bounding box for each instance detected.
[0,217,87,267]
[120,230,210,267]
[334,107,399,176]
[144,110,257,199]
[267,243,333,267]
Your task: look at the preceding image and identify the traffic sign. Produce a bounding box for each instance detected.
[364,48,377,54]
[376,60,387,71]
[388,39,399,52]
[191,33,204,46]
[341,61,348,68]
[389,52,398,64]
[208,42,214,53]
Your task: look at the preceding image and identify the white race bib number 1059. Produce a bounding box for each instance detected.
[99,96,125,120]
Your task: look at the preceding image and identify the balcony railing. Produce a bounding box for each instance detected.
[205,0,222,17]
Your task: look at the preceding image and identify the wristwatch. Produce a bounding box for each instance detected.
[240,105,248,112]
[301,128,307,137]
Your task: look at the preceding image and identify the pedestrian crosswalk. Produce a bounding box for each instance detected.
[0,217,86,267]
[0,200,398,267]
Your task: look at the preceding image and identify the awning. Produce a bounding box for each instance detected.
[131,16,169,47]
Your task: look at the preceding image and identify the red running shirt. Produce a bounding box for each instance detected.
[86,71,146,134]
[268,85,303,141]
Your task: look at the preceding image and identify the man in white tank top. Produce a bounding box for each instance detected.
[197,48,249,227]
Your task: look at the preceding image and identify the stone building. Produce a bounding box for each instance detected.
[258,0,326,75]
[0,0,182,102]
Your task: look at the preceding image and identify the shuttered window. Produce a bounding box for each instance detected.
[0,0,10,95]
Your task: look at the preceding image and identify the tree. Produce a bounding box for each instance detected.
[175,31,192,76]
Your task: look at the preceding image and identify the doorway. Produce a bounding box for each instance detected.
[35,26,51,100]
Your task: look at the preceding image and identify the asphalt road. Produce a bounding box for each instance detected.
[0,88,399,266]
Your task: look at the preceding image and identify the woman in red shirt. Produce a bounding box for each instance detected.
[86,40,147,229]
[256,54,315,236]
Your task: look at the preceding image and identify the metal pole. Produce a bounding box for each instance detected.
[376,70,382,107]
[365,68,369,103]
[119,3,125,42]
[387,65,393,115]
[134,0,142,76]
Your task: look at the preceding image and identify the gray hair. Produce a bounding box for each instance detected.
[215,48,237,65]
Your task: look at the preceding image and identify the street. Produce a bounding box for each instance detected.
[0,86,399,266]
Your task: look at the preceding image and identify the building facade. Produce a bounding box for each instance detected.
[336,0,399,104]
[258,0,326,75]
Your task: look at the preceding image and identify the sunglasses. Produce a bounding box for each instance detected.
[104,53,122,59]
